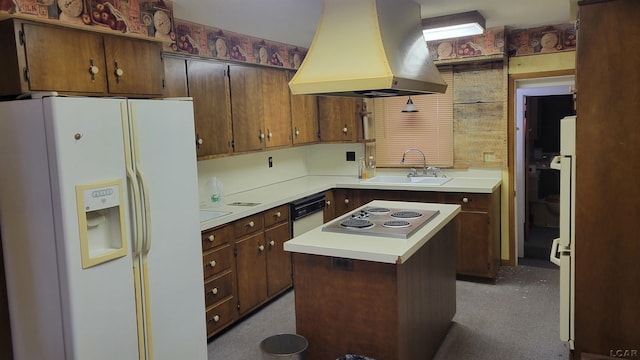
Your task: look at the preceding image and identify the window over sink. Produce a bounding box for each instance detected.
[372,67,453,168]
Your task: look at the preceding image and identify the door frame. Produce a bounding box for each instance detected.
[507,70,575,264]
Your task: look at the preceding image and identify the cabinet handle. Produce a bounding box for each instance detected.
[326,200,331,207]
[211,287,218,295]
[269,240,275,247]
[247,221,255,228]
[88,58,99,81]
[212,315,220,322]
[462,197,469,203]
[114,60,123,84]
[344,198,350,204]
[295,127,300,136]
[259,130,265,141]
[208,234,215,242]
[197,137,204,145]
[209,260,217,268]
[267,129,273,139]
[343,125,348,134]
[273,211,281,218]
[258,244,265,252]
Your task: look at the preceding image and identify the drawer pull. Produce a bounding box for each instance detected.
[258,244,265,252]
[462,197,469,203]
[208,234,215,242]
[269,240,275,247]
[247,221,255,228]
[211,287,218,295]
[213,314,220,322]
[273,211,281,218]
[209,260,217,268]
[344,198,350,204]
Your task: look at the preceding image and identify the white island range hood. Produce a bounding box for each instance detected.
[289,0,447,97]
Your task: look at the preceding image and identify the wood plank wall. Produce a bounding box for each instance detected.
[451,61,508,168]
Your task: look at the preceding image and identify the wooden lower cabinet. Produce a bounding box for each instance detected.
[201,225,237,338]
[327,187,501,279]
[202,205,292,339]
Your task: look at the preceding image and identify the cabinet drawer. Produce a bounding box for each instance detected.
[203,243,233,279]
[206,297,237,336]
[442,193,490,211]
[201,225,233,251]
[204,271,234,307]
[233,214,264,238]
[263,205,289,227]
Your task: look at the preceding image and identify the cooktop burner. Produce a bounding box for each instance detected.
[390,211,422,219]
[382,220,411,228]
[322,205,440,239]
[341,219,374,229]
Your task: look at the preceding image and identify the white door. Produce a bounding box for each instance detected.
[127,99,207,359]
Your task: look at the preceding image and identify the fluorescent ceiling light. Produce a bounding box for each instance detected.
[422,11,486,41]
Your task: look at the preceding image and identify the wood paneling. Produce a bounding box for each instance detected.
[574,0,640,358]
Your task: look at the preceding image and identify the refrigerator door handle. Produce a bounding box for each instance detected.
[550,155,562,170]
[128,103,153,256]
[121,102,144,256]
[550,238,562,266]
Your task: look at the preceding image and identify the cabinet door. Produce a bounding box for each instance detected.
[323,190,336,222]
[230,65,264,152]
[235,232,267,314]
[288,71,319,145]
[265,222,292,297]
[103,35,164,95]
[187,60,233,157]
[22,22,108,94]
[319,96,360,142]
[163,56,188,97]
[261,68,292,148]
[333,188,358,217]
[456,211,491,277]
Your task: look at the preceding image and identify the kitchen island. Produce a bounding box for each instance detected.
[284,200,460,360]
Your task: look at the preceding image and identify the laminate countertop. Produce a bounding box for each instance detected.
[199,173,499,231]
[283,200,460,264]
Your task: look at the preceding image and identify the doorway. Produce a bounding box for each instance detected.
[523,95,574,259]
[514,76,575,261]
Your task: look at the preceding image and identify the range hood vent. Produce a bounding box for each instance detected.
[289,0,447,98]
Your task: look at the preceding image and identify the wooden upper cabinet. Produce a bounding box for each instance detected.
[162,56,188,98]
[318,96,362,142]
[261,68,291,148]
[230,64,264,153]
[187,59,233,158]
[103,35,164,95]
[0,19,164,97]
[287,71,319,145]
[13,21,108,94]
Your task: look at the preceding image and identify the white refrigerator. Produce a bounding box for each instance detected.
[549,115,576,350]
[0,95,207,359]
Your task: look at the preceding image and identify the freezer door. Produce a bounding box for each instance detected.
[126,99,207,359]
[558,248,574,347]
[43,97,140,359]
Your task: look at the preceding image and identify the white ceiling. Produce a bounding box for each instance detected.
[173,0,573,48]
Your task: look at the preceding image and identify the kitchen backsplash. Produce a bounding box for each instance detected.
[196,143,364,200]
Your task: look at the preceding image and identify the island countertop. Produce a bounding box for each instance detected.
[283,200,461,264]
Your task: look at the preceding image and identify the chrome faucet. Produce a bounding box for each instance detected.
[401,148,428,176]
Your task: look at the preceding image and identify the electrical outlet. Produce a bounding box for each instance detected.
[346,151,356,161]
[483,152,496,162]
[268,156,273,168]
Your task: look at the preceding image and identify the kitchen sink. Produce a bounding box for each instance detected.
[364,175,451,186]
[200,210,232,223]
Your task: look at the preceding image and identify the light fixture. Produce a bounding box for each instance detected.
[422,11,486,42]
[402,96,419,113]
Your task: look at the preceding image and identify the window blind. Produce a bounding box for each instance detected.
[372,67,453,168]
